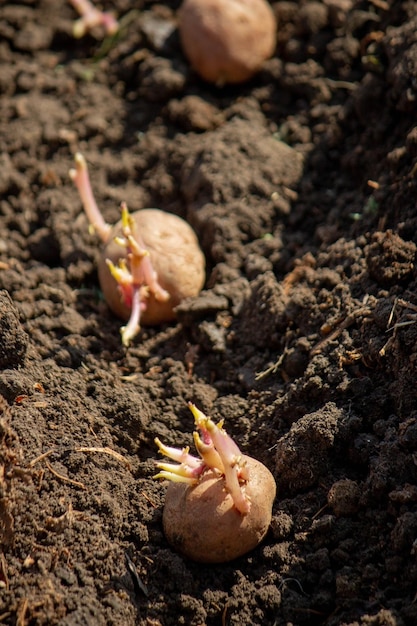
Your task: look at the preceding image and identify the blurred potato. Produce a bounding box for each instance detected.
[178,0,277,85]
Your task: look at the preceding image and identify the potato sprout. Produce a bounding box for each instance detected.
[68,0,119,38]
[69,154,205,346]
[155,404,276,563]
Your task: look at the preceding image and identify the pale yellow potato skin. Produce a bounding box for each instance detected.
[98,209,205,326]
[162,455,277,563]
[178,0,277,85]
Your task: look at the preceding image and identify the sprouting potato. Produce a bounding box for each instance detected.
[155,404,276,563]
[70,154,205,345]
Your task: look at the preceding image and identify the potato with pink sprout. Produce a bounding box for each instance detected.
[154,404,276,563]
[69,154,205,346]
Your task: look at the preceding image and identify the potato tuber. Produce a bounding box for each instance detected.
[69,154,205,346]
[178,0,277,85]
[154,404,276,563]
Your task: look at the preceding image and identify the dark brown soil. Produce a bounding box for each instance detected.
[1,1,417,625]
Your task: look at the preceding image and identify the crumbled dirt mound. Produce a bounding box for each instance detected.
[1,1,417,625]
